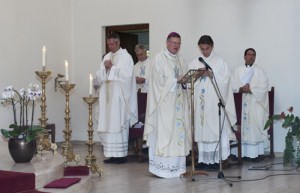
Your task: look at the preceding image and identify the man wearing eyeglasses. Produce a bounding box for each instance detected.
[144,32,191,178]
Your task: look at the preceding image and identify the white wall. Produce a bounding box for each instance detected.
[0,0,72,142]
[72,0,300,152]
[0,0,299,153]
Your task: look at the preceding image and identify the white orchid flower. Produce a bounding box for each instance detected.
[1,83,44,143]
[29,83,39,90]
[5,86,13,92]
[2,86,15,99]
[36,90,42,97]
[19,88,26,98]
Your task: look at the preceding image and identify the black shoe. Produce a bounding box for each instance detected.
[195,162,209,170]
[253,155,265,162]
[115,157,127,164]
[228,154,238,162]
[142,147,148,154]
[208,163,219,171]
[242,157,252,162]
[103,157,117,163]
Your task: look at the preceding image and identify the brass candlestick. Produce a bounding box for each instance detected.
[35,70,51,128]
[83,96,102,177]
[59,82,77,163]
[35,70,54,154]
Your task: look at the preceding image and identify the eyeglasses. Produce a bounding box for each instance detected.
[168,40,181,45]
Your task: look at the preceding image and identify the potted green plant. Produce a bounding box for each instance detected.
[264,106,300,166]
[0,84,47,162]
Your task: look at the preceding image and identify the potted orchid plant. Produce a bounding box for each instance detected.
[0,84,47,162]
[1,84,46,142]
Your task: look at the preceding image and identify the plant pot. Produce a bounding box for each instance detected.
[8,138,36,163]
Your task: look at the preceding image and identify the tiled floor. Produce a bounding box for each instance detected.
[1,140,300,193]
[69,142,300,193]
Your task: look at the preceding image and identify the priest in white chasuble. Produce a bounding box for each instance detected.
[134,44,151,93]
[231,48,269,160]
[144,32,191,178]
[188,35,236,166]
[95,33,138,164]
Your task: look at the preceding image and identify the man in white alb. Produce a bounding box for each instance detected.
[95,33,138,164]
[134,44,151,93]
[188,35,236,168]
[231,48,269,161]
[144,32,191,178]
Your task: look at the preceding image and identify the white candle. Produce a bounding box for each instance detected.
[42,46,46,67]
[89,74,93,95]
[65,60,69,81]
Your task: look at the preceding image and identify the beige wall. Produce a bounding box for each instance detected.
[0,0,72,142]
[1,0,300,153]
[72,0,300,152]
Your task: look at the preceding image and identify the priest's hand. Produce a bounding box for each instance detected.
[136,77,145,84]
[177,75,184,84]
[239,83,252,93]
[94,85,100,91]
[196,68,206,77]
[104,60,113,70]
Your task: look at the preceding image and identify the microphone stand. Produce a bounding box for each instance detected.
[192,69,241,186]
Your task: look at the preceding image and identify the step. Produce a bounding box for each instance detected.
[0,141,92,192]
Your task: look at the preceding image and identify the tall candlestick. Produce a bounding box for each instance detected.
[65,60,69,81]
[89,74,93,95]
[42,46,46,68]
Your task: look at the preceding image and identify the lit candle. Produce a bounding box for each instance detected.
[42,46,46,69]
[65,60,69,81]
[89,74,93,95]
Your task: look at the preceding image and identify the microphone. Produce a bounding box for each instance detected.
[199,57,212,71]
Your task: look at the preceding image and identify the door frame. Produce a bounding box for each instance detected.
[105,23,149,53]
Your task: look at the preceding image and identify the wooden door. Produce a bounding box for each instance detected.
[118,32,138,63]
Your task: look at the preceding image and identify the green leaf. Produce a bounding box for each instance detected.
[1,129,11,138]
[295,116,300,123]
[31,125,44,132]
[9,124,18,130]
[282,115,294,128]
[272,114,282,120]
[264,119,272,130]
[26,134,34,143]
[2,123,47,142]
[8,129,21,138]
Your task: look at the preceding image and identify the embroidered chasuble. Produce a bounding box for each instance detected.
[188,52,237,164]
[144,49,191,178]
[231,64,269,158]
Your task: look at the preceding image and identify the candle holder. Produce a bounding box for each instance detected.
[35,70,54,154]
[83,96,102,177]
[35,70,51,128]
[59,82,78,163]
